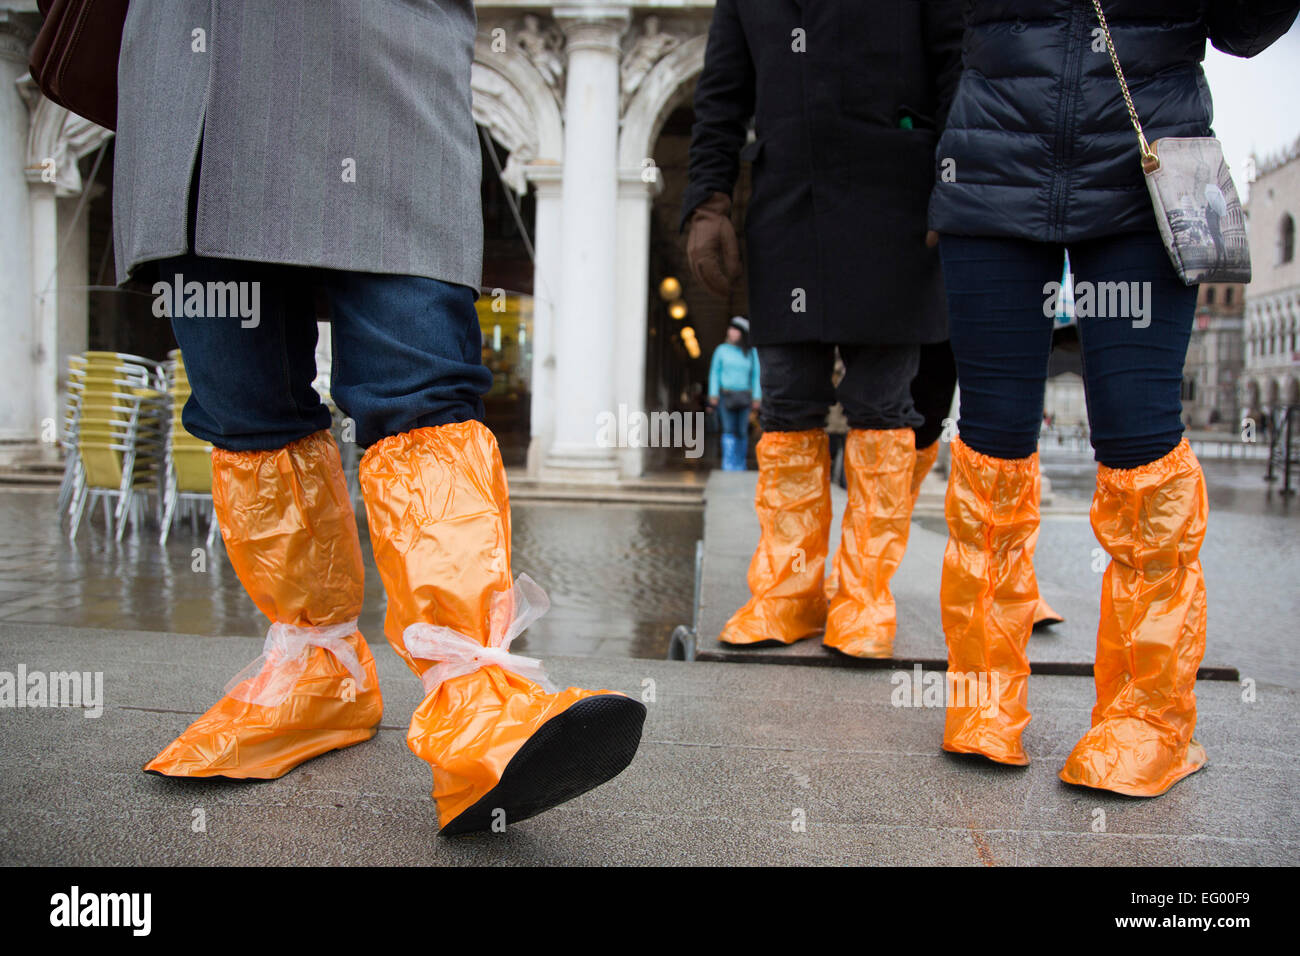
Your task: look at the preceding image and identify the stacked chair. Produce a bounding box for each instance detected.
[63,351,168,542]
[158,349,218,546]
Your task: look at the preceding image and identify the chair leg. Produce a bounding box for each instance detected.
[159,487,176,546]
[68,483,88,541]
[56,453,78,516]
[116,490,131,542]
[65,467,85,526]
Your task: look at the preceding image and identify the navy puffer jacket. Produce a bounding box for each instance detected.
[929,0,1299,243]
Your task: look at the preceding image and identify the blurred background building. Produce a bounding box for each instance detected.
[1242,140,1300,428]
[1,1,1295,478]
[1184,280,1246,429]
[0,0,735,481]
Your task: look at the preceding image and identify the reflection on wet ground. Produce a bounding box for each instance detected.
[1041,450,1300,516]
[0,490,701,661]
[0,455,1290,661]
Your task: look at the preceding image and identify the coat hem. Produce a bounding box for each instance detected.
[119,247,483,297]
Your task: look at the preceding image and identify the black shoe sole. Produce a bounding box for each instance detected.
[439,694,647,836]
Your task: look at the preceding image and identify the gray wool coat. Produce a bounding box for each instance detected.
[113,0,483,290]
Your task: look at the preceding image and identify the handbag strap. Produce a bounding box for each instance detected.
[1090,0,1160,173]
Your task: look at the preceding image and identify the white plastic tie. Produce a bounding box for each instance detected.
[403,573,557,696]
[224,619,365,707]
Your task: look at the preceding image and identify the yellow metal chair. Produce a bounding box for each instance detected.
[158,350,218,546]
[66,353,166,541]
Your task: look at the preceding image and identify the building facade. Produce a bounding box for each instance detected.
[1242,141,1300,424]
[0,0,727,478]
[1184,281,1246,429]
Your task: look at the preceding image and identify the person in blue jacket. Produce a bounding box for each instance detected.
[708,317,761,470]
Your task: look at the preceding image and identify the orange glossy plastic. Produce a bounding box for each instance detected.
[826,435,934,603]
[1060,439,1208,796]
[721,429,831,645]
[359,421,620,830]
[940,437,1038,765]
[910,440,940,507]
[144,430,382,779]
[1033,595,1064,627]
[823,429,915,658]
[910,440,1061,627]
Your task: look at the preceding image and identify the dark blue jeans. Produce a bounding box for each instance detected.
[939,232,1197,469]
[158,254,491,451]
[716,402,750,441]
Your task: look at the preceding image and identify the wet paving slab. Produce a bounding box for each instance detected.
[698,457,1300,691]
[0,490,701,661]
[2,622,1295,865]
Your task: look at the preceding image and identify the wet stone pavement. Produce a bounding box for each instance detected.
[0,490,701,661]
[0,454,1293,664]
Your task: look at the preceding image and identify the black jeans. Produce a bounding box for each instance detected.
[939,232,1196,469]
[912,341,958,449]
[757,343,922,432]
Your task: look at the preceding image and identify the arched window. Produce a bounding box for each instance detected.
[1282,213,1296,265]
[1205,286,1217,305]
[1225,287,1234,305]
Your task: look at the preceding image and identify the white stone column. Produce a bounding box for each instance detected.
[614,167,660,478]
[525,163,563,476]
[0,13,36,441]
[56,191,91,395]
[544,4,628,481]
[27,179,60,441]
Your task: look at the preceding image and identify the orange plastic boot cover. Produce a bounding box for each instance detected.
[823,429,916,658]
[940,437,1039,765]
[913,440,1062,628]
[1059,439,1208,797]
[721,429,831,645]
[144,430,382,779]
[1032,594,1065,627]
[911,440,940,508]
[828,437,936,603]
[360,421,643,832]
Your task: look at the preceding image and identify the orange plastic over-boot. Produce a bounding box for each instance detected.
[1032,595,1065,628]
[144,430,382,779]
[940,437,1038,766]
[360,421,644,833]
[1060,439,1208,797]
[827,435,938,603]
[910,440,940,508]
[913,440,1062,629]
[823,429,915,658]
[720,429,831,645]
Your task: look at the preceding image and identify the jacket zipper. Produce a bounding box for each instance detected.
[1051,2,1086,242]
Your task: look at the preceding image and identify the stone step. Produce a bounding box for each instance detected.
[0,622,1292,866]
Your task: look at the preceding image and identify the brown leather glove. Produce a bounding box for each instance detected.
[686,192,743,298]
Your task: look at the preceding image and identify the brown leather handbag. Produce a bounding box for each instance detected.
[28,0,129,131]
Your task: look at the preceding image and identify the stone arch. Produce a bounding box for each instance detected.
[618,33,708,170]
[23,91,112,195]
[471,40,565,195]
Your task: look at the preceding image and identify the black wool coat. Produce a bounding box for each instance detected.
[682,0,965,347]
[928,0,1300,243]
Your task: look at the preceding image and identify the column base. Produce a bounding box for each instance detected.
[543,442,621,483]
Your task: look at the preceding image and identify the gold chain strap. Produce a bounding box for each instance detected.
[1090,0,1160,172]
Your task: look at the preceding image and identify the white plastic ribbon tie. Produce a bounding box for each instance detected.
[403,573,557,696]
[224,619,366,707]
